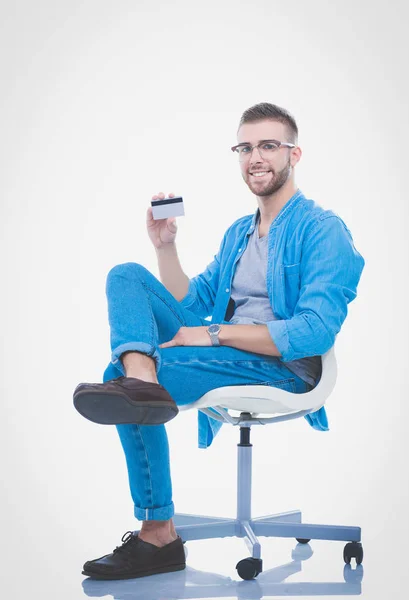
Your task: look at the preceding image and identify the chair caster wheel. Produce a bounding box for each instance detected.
[343,542,363,565]
[296,538,311,544]
[236,557,262,580]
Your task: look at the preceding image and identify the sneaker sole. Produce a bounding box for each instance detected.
[73,389,178,425]
[82,562,186,580]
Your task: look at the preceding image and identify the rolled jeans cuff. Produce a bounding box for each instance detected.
[111,342,162,373]
[134,501,175,522]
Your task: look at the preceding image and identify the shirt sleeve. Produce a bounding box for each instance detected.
[266,214,365,361]
[179,233,228,319]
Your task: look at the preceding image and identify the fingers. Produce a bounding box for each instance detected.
[151,192,175,201]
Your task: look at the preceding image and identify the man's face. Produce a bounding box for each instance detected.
[236,120,297,197]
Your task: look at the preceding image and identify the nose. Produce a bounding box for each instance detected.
[248,146,265,167]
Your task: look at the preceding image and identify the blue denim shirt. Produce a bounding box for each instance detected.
[179,189,365,448]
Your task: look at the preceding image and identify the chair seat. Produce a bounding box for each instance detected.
[178,346,337,417]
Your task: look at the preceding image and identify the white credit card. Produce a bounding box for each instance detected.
[151,196,185,220]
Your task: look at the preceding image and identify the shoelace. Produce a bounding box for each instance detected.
[112,531,139,555]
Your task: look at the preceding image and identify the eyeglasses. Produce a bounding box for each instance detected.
[231,139,296,161]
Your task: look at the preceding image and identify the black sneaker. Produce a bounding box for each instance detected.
[82,531,186,580]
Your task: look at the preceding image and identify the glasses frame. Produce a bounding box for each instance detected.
[231,139,296,160]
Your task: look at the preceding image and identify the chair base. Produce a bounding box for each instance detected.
[170,510,361,560]
[132,420,363,577]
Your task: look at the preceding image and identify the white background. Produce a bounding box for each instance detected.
[1,1,408,598]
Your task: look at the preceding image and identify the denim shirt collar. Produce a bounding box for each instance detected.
[246,188,304,236]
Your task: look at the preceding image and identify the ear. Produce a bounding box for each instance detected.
[290,146,302,167]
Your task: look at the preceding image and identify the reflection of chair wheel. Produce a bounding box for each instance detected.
[292,543,314,561]
[343,542,363,565]
[236,557,263,580]
[296,538,311,544]
[344,563,364,583]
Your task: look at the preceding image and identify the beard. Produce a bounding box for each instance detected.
[247,158,292,196]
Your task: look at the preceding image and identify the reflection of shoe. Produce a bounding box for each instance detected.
[82,569,188,599]
[73,377,178,425]
[82,531,186,580]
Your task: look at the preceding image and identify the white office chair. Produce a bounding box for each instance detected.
[171,345,364,580]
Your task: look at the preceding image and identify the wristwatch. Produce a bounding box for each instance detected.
[207,323,221,346]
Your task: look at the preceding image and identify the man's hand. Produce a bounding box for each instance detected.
[159,326,211,349]
[147,191,178,250]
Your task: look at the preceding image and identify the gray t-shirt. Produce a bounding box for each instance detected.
[228,216,321,387]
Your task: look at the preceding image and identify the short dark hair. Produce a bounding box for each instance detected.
[237,102,298,144]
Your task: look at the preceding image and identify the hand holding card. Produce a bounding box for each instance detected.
[147,192,184,250]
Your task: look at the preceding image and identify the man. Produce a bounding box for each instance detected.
[73,102,365,580]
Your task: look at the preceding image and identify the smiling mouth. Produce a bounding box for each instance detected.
[250,171,271,179]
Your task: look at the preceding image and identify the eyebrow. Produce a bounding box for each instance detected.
[235,139,279,146]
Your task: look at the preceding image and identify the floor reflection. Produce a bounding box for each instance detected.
[81,542,363,599]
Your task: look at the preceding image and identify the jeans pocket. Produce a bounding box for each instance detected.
[253,378,297,393]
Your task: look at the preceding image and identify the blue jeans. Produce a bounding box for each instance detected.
[102,263,312,521]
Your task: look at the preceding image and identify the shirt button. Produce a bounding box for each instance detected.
[238,247,242,252]
[225,288,230,293]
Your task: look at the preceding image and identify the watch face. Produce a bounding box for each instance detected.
[208,324,220,333]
